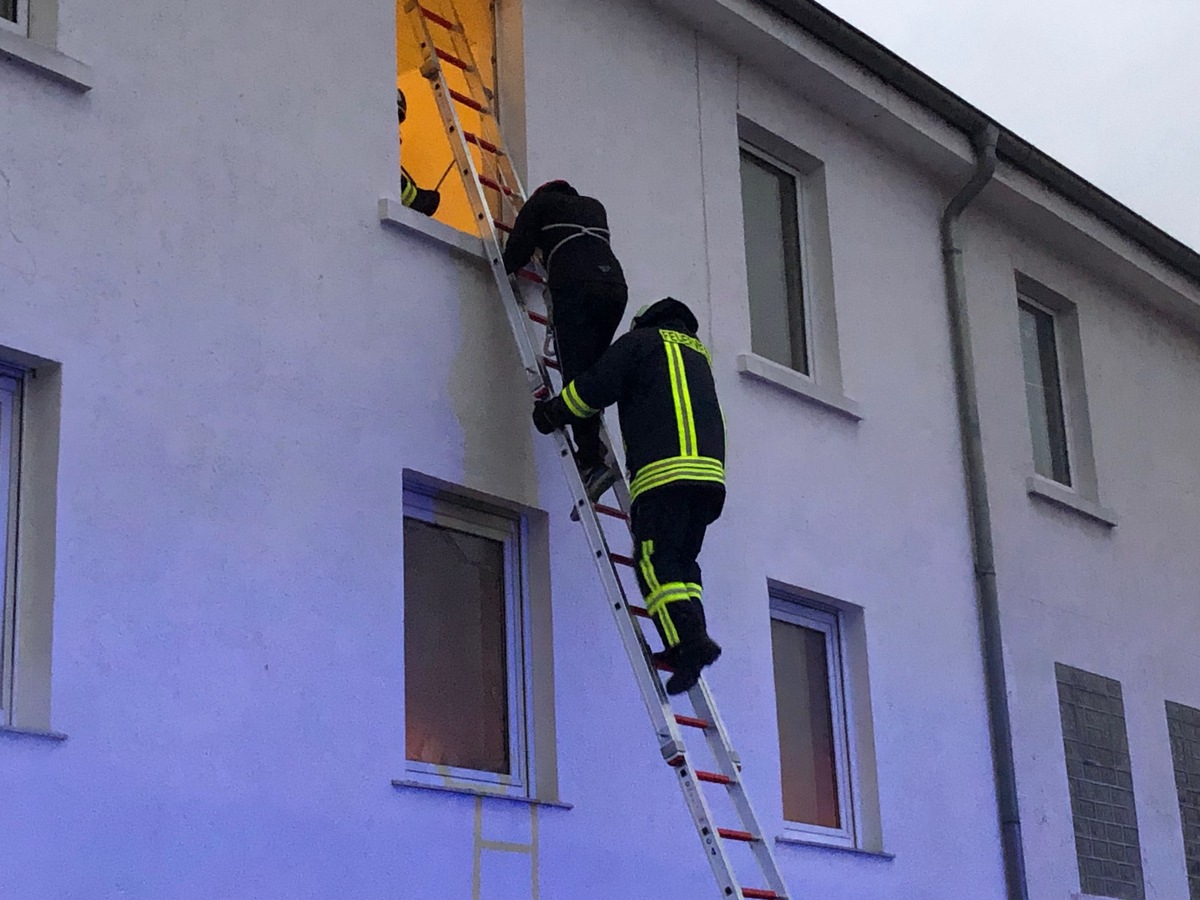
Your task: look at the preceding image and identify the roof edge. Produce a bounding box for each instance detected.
[758,0,1200,286]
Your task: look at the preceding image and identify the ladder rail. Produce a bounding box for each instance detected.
[691,680,791,896]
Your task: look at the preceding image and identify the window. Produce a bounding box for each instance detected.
[403,485,533,795]
[1,365,22,724]
[1165,701,1200,900]
[1013,275,1112,524]
[735,120,853,417]
[1056,664,1145,900]
[1019,298,1071,485]
[396,0,512,236]
[1,0,26,33]
[770,593,855,846]
[740,147,809,374]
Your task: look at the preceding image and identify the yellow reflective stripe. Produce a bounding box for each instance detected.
[561,381,596,418]
[634,469,724,498]
[632,456,724,484]
[664,342,691,456]
[401,177,418,206]
[661,329,712,363]
[639,540,660,593]
[674,345,697,456]
[629,456,724,500]
[684,582,703,599]
[646,584,691,615]
[659,606,680,647]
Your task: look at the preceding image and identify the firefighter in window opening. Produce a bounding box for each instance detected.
[531,298,724,694]
[397,89,441,217]
[502,180,627,502]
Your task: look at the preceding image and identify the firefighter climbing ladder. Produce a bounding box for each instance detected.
[401,3,792,897]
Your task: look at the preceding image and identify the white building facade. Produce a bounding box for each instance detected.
[2,0,1198,897]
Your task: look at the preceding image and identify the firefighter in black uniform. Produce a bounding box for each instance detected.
[397,89,441,217]
[531,298,724,694]
[503,180,627,501]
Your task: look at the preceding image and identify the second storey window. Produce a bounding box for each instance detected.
[1018,297,1071,485]
[403,485,531,795]
[740,146,809,375]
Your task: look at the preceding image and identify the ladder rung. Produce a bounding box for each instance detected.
[630,605,650,619]
[594,502,628,520]
[418,5,456,30]
[542,356,560,371]
[517,268,544,284]
[718,828,757,842]
[609,552,635,567]
[653,659,675,672]
[493,219,513,234]
[742,890,778,899]
[465,132,503,155]
[434,47,470,70]
[450,88,489,114]
[675,714,709,730]
[479,175,517,198]
[527,310,549,326]
[698,770,733,785]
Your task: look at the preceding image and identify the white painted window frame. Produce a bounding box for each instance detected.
[0,0,28,35]
[1017,292,1073,487]
[402,487,534,798]
[0,363,24,726]
[739,140,816,376]
[770,593,857,848]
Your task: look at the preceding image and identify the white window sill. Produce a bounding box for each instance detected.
[392,778,572,809]
[736,353,861,420]
[774,834,894,860]
[0,30,92,91]
[378,196,486,261]
[0,724,67,742]
[1026,474,1117,528]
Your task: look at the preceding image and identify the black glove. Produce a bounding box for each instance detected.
[532,398,562,435]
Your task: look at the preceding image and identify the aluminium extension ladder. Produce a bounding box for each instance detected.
[401,3,792,897]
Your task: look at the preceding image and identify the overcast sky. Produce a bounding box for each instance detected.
[817,0,1200,253]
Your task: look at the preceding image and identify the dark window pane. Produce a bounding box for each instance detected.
[1018,301,1071,484]
[1,0,16,24]
[772,618,840,828]
[740,150,808,374]
[404,517,510,774]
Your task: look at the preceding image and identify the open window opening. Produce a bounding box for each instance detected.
[395,0,507,236]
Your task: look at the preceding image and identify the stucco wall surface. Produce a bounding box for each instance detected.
[8,0,1193,896]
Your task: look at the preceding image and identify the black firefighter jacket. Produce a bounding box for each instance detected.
[544,298,725,505]
[501,184,625,292]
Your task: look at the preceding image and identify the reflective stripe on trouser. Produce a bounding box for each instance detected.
[630,489,715,651]
[638,541,692,647]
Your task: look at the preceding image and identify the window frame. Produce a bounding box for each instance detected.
[770,592,857,848]
[1017,294,1072,486]
[0,0,28,35]
[0,364,24,726]
[401,487,534,798]
[738,140,815,377]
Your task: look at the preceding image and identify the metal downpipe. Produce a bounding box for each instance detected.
[940,124,1029,900]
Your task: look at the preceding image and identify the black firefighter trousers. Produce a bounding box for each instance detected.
[631,484,724,650]
[551,280,628,470]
